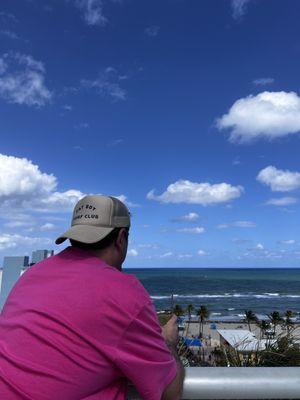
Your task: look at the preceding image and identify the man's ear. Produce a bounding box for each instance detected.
[115,228,127,248]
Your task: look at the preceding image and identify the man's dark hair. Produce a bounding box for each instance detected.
[70,227,129,251]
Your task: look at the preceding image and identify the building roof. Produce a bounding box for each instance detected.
[217,329,260,352]
[218,329,279,352]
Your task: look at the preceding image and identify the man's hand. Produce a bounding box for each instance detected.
[161,314,184,400]
[161,314,179,347]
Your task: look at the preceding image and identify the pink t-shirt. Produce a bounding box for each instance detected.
[0,247,177,400]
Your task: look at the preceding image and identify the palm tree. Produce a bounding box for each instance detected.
[268,311,282,336]
[173,304,184,317]
[197,305,209,338]
[186,304,194,320]
[285,310,294,319]
[185,304,194,337]
[284,310,295,337]
[257,320,270,339]
[244,310,257,332]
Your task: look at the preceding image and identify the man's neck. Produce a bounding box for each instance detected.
[88,248,122,271]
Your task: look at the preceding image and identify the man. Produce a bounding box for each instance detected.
[0,195,184,399]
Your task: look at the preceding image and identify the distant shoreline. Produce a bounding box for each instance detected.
[157,312,300,324]
[125,267,300,270]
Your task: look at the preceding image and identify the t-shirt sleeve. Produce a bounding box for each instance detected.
[114,300,178,400]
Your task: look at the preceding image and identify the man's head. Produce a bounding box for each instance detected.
[55,195,131,269]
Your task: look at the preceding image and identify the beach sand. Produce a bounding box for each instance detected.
[184,321,300,347]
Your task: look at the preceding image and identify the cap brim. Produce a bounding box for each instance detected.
[55,225,115,245]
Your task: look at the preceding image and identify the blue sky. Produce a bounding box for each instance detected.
[1,0,300,268]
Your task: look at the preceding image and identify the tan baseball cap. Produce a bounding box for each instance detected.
[55,195,130,245]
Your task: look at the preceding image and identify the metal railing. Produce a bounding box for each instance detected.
[128,367,300,399]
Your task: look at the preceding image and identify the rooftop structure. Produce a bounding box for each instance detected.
[0,249,54,309]
[31,249,54,265]
[217,329,276,352]
[0,256,29,310]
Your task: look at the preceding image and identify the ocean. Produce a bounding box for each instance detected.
[125,268,300,321]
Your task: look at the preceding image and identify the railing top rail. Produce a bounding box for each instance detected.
[128,367,300,399]
[183,367,300,399]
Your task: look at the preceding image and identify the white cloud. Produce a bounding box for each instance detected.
[62,104,73,111]
[231,0,251,20]
[265,252,283,259]
[75,0,107,26]
[0,12,18,24]
[0,153,56,197]
[1,212,32,221]
[75,122,89,129]
[42,216,67,222]
[176,227,205,234]
[253,78,274,86]
[178,254,192,259]
[232,220,256,228]
[107,139,123,147]
[217,221,256,229]
[115,195,139,208]
[0,52,52,107]
[138,243,158,249]
[0,30,19,40]
[217,91,300,143]
[243,244,267,258]
[198,250,207,256]
[177,212,199,221]
[0,233,51,251]
[257,166,300,192]
[0,154,84,212]
[232,238,251,245]
[128,249,138,257]
[144,26,160,37]
[279,239,296,245]
[256,243,264,251]
[0,59,7,74]
[265,197,297,206]
[147,180,243,205]
[243,245,300,260]
[40,223,56,231]
[232,156,241,166]
[0,152,137,217]
[33,190,85,212]
[160,252,173,258]
[4,220,33,229]
[216,224,229,229]
[81,67,126,101]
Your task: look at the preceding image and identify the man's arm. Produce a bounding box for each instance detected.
[161,315,185,400]
[113,300,183,400]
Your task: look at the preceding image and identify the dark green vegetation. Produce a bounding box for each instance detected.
[214,334,300,367]
[157,306,300,367]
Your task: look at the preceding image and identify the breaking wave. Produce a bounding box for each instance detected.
[151,293,300,300]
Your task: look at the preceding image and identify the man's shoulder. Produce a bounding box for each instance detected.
[67,248,152,310]
[28,247,152,315]
[104,269,151,310]
[92,268,153,330]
